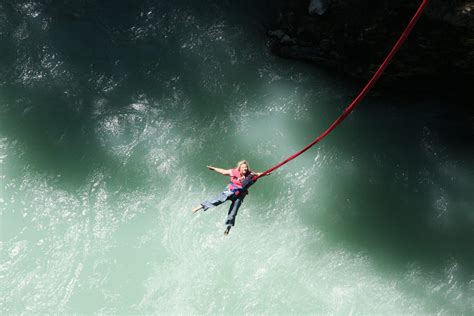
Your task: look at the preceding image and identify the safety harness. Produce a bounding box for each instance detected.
[228,170,259,197]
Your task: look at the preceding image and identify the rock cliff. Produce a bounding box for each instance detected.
[269,0,474,95]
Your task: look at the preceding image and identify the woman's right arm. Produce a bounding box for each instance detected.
[207,166,232,176]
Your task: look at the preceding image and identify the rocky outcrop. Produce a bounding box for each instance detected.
[308,0,331,15]
[269,0,474,93]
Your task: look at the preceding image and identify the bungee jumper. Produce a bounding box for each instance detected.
[192,160,269,235]
[192,0,429,236]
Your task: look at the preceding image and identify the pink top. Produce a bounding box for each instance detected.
[227,168,246,190]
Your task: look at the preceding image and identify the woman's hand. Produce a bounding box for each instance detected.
[207,166,215,171]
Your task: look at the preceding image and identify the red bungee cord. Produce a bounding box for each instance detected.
[257,0,430,179]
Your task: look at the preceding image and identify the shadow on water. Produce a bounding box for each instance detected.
[302,98,474,297]
[0,0,284,192]
[273,47,474,294]
[0,1,163,191]
[0,86,154,191]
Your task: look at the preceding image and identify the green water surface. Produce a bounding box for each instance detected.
[1,0,473,314]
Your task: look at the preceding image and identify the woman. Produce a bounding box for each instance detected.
[192,160,268,235]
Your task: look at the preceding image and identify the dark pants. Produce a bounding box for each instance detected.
[201,188,244,227]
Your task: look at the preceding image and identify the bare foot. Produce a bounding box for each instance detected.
[192,205,203,214]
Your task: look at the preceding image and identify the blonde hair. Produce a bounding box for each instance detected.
[236,160,250,170]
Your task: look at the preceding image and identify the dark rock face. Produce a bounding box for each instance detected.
[269,0,474,94]
[427,0,474,30]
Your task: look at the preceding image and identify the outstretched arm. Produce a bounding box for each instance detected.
[207,166,232,176]
[253,171,271,177]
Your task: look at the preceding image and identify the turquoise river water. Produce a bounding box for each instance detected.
[1,0,473,314]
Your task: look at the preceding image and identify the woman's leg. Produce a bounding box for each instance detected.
[199,190,231,212]
[225,198,243,227]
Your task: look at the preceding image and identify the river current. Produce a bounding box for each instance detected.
[1,0,473,314]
